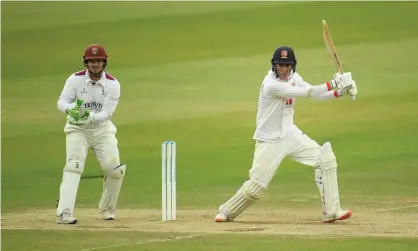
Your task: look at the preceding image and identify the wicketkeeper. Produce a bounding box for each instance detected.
[56,44,126,224]
[215,46,357,223]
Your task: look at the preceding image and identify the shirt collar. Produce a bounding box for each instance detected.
[84,70,106,87]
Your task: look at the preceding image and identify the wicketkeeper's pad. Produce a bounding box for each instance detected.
[98,164,126,212]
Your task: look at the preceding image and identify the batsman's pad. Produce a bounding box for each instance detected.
[221,178,266,220]
[315,166,326,215]
[99,164,126,212]
[56,171,81,216]
[319,142,341,215]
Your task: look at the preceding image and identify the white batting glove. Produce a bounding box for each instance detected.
[348,80,357,98]
[333,72,353,89]
[336,80,357,97]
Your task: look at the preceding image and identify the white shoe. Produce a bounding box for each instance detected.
[323,209,352,223]
[101,209,115,220]
[57,209,77,224]
[215,210,229,222]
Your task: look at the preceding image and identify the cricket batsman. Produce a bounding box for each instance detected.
[215,46,357,223]
[56,44,126,224]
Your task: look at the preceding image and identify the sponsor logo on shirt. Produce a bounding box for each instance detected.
[84,102,103,109]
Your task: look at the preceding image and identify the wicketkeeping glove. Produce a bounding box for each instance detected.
[66,99,84,121]
[67,109,93,125]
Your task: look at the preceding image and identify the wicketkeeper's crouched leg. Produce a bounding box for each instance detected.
[57,130,90,224]
[56,160,84,224]
[93,129,125,220]
[98,164,126,220]
[215,178,267,222]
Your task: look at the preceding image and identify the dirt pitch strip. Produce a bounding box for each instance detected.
[2,206,417,238]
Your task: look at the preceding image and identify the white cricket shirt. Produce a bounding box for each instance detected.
[253,70,333,142]
[57,70,120,128]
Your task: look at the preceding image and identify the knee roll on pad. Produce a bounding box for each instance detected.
[242,178,267,201]
[320,142,337,171]
[101,156,121,174]
[108,164,126,179]
[64,160,85,174]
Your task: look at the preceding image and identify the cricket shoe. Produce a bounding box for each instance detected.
[57,209,77,224]
[323,209,352,223]
[215,209,229,222]
[101,209,115,220]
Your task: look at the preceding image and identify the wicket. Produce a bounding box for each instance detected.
[162,141,176,221]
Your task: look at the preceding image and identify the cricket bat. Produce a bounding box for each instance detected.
[322,20,355,100]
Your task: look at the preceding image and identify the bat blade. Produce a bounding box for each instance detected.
[322,20,344,73]
[322,20,355,100]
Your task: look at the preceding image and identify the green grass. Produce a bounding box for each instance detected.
[2,230,418,251]
[2,1,418,251]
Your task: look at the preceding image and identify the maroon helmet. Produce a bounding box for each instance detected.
[83,44,108,77]
[83,44,107,62]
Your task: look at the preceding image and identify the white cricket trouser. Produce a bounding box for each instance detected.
[64,121,120,172]
[250,132,321,187]
[56,121,122,217]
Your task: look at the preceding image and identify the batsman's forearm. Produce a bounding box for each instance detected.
[275,83,330,98]
[307,83,331,97]
[311,90,340,100]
